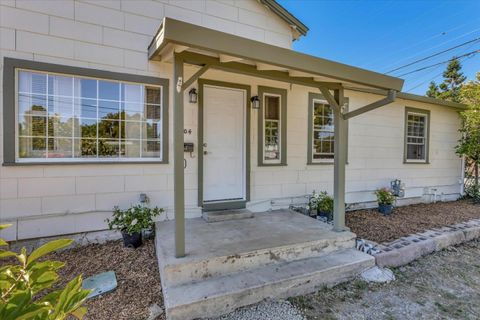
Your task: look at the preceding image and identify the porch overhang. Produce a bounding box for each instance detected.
[151,18,405,258]
[148,18,404,91]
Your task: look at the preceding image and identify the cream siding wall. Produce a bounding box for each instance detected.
[0,1,462,241]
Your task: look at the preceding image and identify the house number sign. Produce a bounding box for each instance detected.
[184,129,192,135]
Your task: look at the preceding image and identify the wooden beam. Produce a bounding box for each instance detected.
[173,53,185,258]
[178,52,342,90]
[318,86,341,114]
[219,54,243,63]
[343,90,396,120]
[182,64,211,90]
[256,62,287,71]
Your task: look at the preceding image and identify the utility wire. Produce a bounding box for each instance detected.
[385,37,480,74]
[397,49,480,78]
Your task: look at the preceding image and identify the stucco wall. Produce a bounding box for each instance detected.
[0,1,462,241]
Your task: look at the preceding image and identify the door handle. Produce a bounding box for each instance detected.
[203,151,209,155]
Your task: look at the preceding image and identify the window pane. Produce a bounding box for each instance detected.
[312,101,334,160]
[19,137,46,158]
[74,78,97,99]
[98,120,120,139]
[18,94,47,115]
[47,138,73,158]
[143,121,161,139]
[74,98,97,119]
[75,118,97,138]
[122,83,142,102]
[265,96,279,120]
[19,71,47,94]
[146,104,161,120]
[18,115,46,137]
[407,144,425,160]
[122,102,143,121]
[99,100,120,119]
[121,140,141,158]
[48,75,73,97]
[123,121,141,139]
[99,80,119,100]
[142,140,161,158]
[48,96,73,117]
[49,116,73,138]
[74,138,97,158]
[98,139,119,157]
[146,87,161,105]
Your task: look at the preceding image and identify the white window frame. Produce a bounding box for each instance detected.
[262,93,282,164]
[405,109,429,163]
[14,68,164,163]
[311,98,334,163]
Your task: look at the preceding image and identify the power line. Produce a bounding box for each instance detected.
[385,37,480,74]
[397,49,480,78]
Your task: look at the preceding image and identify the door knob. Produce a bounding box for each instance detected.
[203,151,208,155]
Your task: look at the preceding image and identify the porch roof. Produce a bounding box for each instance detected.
[148,18,404,91]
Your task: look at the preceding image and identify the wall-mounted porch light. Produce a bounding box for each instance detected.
[188,88,198,103]
[250,95,260,109]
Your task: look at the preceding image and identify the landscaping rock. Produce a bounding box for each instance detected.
[209,300,305,320]
[360,266,395,283]
[147,303,164,320]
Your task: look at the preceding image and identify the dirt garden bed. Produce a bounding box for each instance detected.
[346,199,480,243]
[47,239,164,320]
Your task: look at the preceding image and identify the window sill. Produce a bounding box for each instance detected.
[3,160,168,166]
[307,161,334,165]
[258,162,287,167]
[403,160,430,164]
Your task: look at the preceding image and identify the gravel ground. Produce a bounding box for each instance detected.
[346,199,480,243]
[290,239,480,320]
[46,239,164,320]
[208,300,305,320]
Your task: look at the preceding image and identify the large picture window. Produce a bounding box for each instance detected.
[258,86,287,166]
[404,107,430,163]
[14,68,167,163]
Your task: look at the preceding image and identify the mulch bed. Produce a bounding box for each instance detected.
[346,199,480,243]
[47,239,164,320]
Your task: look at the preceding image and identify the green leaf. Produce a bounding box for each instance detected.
[27,239,73,266]
[0,224,12,231]
[0,250,17,259]
[0,238,8,247]
[70,306,88,319]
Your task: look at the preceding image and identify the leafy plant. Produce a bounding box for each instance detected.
[307,191,333,213]
[0,224,90,320]
[375,188,396,205]
[106,204,163,235]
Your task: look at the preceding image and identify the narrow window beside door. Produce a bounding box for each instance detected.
[313,99,334,161]
[404,107,430,163]
[264,94,281,161]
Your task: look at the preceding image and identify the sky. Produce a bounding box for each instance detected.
[277,0,480,95]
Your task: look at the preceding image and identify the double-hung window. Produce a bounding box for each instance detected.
[404,107,430,163]
[307,93,348,164]
[258,86,287,166]
[5,59,169,164]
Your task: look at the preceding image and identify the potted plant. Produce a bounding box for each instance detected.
[106,204,163,248]
[375,188,396,215]
[317,192,334,221]
[306,191,321,216]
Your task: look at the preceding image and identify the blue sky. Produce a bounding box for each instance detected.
[278,0,480,95]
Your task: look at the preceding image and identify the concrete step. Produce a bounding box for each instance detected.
[164,248,374,320]
[202,209,254,223]
[161,235,355,286]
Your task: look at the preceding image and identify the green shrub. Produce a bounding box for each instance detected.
[375,188,396,205]
[106,204,163,235]
[0,224,90,320]
[307,191,334,213]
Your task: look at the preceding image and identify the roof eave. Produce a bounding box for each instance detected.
[260,0,309,37]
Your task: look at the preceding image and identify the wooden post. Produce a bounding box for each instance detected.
[173,53,185,257]
[333,88,348,232]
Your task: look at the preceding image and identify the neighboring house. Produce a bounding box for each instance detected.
[0,0,465,241]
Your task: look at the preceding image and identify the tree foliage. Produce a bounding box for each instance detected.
[0,224,90,319]
[456,73,480,199]
[426,58,466,103]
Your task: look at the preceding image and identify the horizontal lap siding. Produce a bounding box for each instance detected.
[0,0,295,240]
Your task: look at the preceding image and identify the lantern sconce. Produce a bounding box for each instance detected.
[250,95,260,109]
[188,88,198,104]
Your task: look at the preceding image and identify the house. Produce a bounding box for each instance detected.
[0,0,464,242]
[0,1,467,318]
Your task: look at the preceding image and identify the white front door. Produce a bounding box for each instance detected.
[203,85,246,203]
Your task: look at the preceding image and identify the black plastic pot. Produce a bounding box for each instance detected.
[122,231,142,248]
[318,211,333,221]
[378,204,394,215]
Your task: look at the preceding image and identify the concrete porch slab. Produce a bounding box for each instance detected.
[155,210,372,320]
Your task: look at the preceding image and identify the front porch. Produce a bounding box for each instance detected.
[155,210,374,320]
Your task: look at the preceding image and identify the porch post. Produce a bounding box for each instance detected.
[173,53,185,257]
[333,88,348,232]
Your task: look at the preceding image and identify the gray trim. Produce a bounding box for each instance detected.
[344,85,466,110]
[198,79,251,209]
[2,57,169,166]
[404,106,431,164]
[202,200,247,212]
[149,18,404,91]
[258,86,287,166]
[307,93,349,165]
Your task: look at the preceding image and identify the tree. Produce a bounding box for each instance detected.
[0,224,90,319]
[456,72,480,201]
[426,58,466,103]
